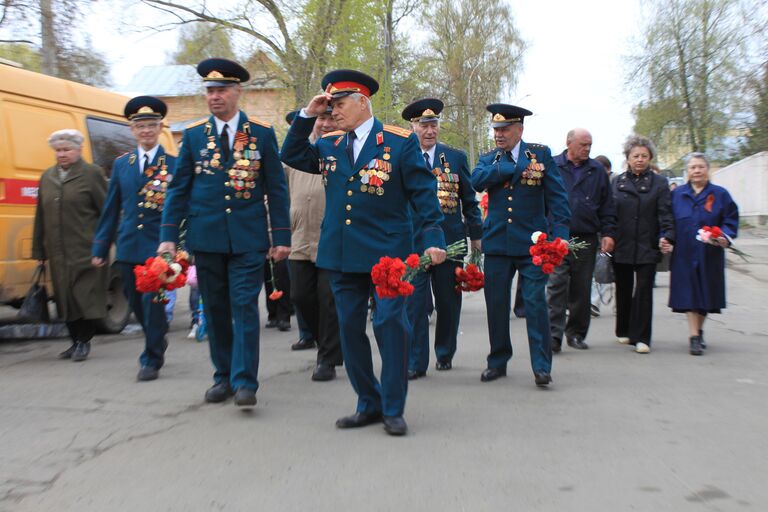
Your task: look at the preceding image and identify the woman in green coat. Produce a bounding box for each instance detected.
[32,129,108,361]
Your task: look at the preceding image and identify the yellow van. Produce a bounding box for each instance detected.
[0,63,177,332]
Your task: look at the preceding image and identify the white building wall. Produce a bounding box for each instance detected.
[711,152,768,222]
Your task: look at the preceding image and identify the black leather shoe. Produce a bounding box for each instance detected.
[311,363,336,381]
[566,336,589,350]
[407,370,426,380]
[689,335,703,356]
[551,338,562,353]
[336,412,383,429]
[71,341,90,362]
[265,319,278,328]
[699,329,707,349]
[234,388,257,407]
[481,367,506,382]
[534,373,552,387]
[383,416,408,436]
[277,320,291,332]
[204,382,234,403]
[291,338,316,351]
[435,360,452,371]
[58,343,77,359]
[137,366,159,381]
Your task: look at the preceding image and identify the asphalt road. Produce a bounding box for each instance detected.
[2,230,767,512]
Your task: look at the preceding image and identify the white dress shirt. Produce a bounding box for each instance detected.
[138,145,159,174]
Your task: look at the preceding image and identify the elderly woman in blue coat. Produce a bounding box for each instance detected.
[668,153,739,355]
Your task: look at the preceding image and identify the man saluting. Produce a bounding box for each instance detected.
[158,58,291,407]
[281,70,446,436]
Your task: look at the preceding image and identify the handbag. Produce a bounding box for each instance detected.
[593,252,615,284]
[17,263,51,323]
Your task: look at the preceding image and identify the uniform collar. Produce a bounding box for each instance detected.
[214,113,240,137]
[350,116,375,144]
[138,145,160,163]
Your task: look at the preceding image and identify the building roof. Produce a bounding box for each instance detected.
[117,63,285,98]
[118,65,202,97]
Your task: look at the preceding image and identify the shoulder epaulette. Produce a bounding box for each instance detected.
[248,116,272,128]
[441,144,467,157]
[322,130,345,138]
[116,151,131,159]
[383,124,412,138]
[527,142,548,150]
[186,118,207,129]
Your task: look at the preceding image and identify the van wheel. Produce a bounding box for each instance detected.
[94,266,131,334]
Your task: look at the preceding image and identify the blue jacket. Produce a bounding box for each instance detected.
[160,112,290,253]
[553,151,616,237]
[413,143,482,253]
[668,182,738,311]
[92,146,177,263]
[470,141,570,257]
[280,115,446,273]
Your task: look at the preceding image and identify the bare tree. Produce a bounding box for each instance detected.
[629,0,767,165]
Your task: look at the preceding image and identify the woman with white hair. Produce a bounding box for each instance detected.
[668,153,739,355]
[32,129,108,361]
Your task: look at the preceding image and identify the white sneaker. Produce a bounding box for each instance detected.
[616,337,630,344]
[187,325,198,339]
[635,342,650,354]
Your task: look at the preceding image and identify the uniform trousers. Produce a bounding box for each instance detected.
[328,271,409,417]
[483,255,552,375]
[195,250,266,391]
[547,234,598,342]
[117,262,169,369]
[613,262,656,345]
[406,260,463,373]
[290,260,342,366]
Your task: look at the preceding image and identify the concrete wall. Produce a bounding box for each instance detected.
[712,151,768,224]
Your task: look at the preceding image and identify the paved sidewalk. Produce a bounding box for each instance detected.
[1,228,767,511]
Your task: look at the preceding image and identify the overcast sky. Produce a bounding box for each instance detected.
[89,0,641,169]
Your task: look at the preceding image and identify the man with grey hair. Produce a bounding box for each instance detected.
[547,128,616,352]
[281,69,447,436]
[158,58,291,408]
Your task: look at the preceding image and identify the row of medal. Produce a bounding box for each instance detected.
[433,168,460,214]
[358,159,392,195]
[520,153,545,186]
[137,162,172,212]
[227,163,261,199]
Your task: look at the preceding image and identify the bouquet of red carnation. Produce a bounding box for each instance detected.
[134,251,190,303]
[479,193,489,219]
[267,258,284,301]
[455,248,484,293]
[528,231,588,274]
[371,240,468,299]
[696,225,748,261]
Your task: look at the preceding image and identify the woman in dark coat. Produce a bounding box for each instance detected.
[611,135,674,354]
[669,153,739,355]
[32,129,108,361]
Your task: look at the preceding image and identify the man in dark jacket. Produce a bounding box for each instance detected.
[547,128,616,352]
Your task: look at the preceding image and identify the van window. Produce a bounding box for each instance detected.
[86,117,134,177]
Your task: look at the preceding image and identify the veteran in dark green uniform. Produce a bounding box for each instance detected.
[92,96,175,381]
[281,70,446,436]
[158,58,291,407]
[470,104,570,387]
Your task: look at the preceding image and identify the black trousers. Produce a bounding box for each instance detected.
[547,234,598,341]
[66,318,96,344]
[264,258,291,323]
[614,262,656,345]
[289,260,343,366]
